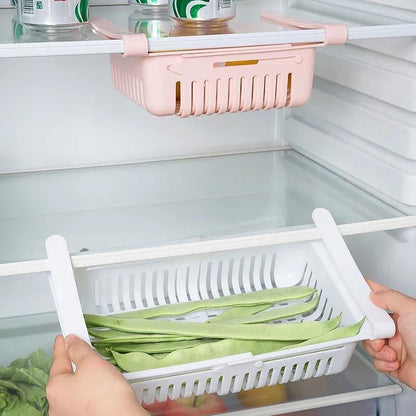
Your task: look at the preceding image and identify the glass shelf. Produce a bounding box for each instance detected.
[0,149,402,266]
[0,0,415,57]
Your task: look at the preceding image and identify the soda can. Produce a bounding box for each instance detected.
[169,0,236,26]
[17,0,89,30]
[129,0,168,10]
[129,9,172,38]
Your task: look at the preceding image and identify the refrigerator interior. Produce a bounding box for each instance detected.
[1,0,415,414]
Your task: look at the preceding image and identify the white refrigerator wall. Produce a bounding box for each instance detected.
[0,54,285,174]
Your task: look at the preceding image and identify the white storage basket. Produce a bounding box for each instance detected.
[46,209,394,404]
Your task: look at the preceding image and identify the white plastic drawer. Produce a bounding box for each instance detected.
[286,115,416,212]
[295,78,416,160]
[314,44,416,112]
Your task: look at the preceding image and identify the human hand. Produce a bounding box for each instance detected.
[47,335,149,416]
[363,279,416,390]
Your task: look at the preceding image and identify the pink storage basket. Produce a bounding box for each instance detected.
[90,13,347,117]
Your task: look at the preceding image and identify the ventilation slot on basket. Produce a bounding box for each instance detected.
[112,65,144,108]
[286,73,292,106]
[175,72,294,117]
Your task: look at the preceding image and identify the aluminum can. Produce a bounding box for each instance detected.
[169,0,236,26]
[128,9,172,38]
[17,0,89,30]
[129,0,168,10]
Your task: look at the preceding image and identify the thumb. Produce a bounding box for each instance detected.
[370,288,416,316]
[65,335,95,367]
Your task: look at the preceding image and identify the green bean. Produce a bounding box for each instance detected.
[109,339,214,354]
[209,304,273,323]
[112,338,297,372]
[280,318,365,350]
[89,328,198,344]
[84,314,341,341]
[221,296,319,325]
[112,318,364,372]
[110,287,316,320]
[94,345,113,358]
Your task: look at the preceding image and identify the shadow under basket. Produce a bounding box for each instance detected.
[90,12,348,117]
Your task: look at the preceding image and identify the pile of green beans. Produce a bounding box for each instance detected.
[85,286,364,372]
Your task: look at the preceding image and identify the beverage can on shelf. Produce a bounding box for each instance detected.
[168,0,236,25]
[129,0,168,10]
[17,0,89,30]
[129,9,172,38]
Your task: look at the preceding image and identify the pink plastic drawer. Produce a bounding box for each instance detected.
[91,13,347,117]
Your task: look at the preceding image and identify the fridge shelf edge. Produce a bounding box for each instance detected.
[1,215,416,277]
[1,26,416,58]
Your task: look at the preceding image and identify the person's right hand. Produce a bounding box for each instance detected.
[363,279,416,390]
[47,335,149,416]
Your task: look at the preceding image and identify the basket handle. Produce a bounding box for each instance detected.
[312,208,395,340]
[261,11,348,47]
[89,17,148,57]
[46,235,91,347]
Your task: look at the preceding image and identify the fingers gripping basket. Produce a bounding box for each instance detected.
[46,209,394,404]
[90,13,347,117]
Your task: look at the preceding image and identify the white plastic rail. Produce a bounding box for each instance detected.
[1,214,416,277]
[1,24,416,58]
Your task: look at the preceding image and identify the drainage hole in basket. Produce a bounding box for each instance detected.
[238,257,247,293]
[217,375,224,391]
[265,368,274,385]
[296,262,309,286]
[254,370,264,388]
[270,253,278,288]
[248,255,257,292]
[251,77,256,110]
[305,269,314,287]
[192,381,200,396]
[179,382,187,397]
[241,373,252,390]
[263,75,268,107]
[140,273,148,308]
[216,260,225,297]
[277,366,286,383]
[312,360,322,377]
[227,259,236,295]
[313,298,328,322]
[128,274,136,310]
[151,272,161,306]
[285,73,292,107]
[273,74,279,107]
[185,266,193,302]
[301,362,310,378]
[324,357,333,375]
[154,386,162,402]
[175,81,181,113]
[167,384,175,400]
[191,81,197,116]
[206,261,214,299]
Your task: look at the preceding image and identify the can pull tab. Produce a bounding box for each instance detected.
[261,11,348,47]
[89,16,149,57]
